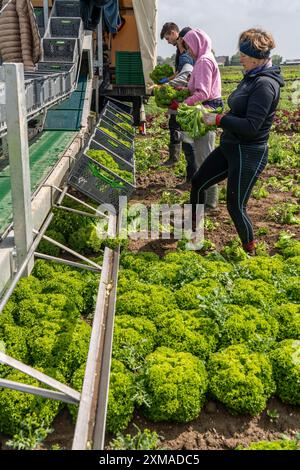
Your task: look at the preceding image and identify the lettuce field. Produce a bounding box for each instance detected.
[0,66,299,451]
[107,65,300,450]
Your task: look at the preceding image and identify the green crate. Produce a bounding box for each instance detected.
[115,51,145,86]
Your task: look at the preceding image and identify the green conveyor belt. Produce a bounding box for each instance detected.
[44,76,87,131]
[0,130,76,236]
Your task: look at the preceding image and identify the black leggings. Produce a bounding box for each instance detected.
[191,142,268,245]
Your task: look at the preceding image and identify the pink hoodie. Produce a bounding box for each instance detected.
[183,29,222,106]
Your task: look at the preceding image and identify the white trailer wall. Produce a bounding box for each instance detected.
[132,0,157,93]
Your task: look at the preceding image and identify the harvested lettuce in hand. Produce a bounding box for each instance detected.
[150,64,174,84]
[177,103,221,138]
[154,85,190,108]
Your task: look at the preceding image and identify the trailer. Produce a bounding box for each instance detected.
[31,0,158,125]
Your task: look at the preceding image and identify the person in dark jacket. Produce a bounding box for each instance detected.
[80,0,110,30]
[190,28,284,253]
[160,23,196,175]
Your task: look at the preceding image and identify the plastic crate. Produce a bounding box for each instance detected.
[115,51,145,86]
[48,17,83,37]
[99,118,133,146]
[102,109,135,138]
[101,115,134,141]
[89,138,134,172]
[103,107,134,128]
[60,71,70,94]
[106,98,133,116]
[38,27,45,38]
[37,62,77,90]
[68,153,135,213]
[93,128,133,164]
[25,74,52,107]
[106,105,134,127]
[42,38,78,63]
[24,79,35,113]
[51,0,81,18]
[49,73,63,99]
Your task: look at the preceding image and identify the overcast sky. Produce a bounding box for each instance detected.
[157,0,300,60]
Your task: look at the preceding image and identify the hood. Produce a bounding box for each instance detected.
[183,29,212,59]
[248,65,285,87]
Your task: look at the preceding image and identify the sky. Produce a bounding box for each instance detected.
[157,0,300,60]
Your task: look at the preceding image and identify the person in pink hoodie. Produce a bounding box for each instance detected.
[182,29,223,210]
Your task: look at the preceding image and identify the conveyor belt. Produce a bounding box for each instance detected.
[0,131,76,236]
[44,76,87,131]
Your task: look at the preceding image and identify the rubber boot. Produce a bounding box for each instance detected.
[162,143,181,167]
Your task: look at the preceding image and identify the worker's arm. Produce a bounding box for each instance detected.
[168,63,193,88]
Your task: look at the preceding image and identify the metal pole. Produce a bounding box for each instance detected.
[43,0,49,31]
[50,185,109,218]
[4,63,33,275]
[33,230,102,271]
[0,379,79,404]
[96,9,103,76]
[72,214,117,450]
[34,252,102,273]
[93,245,120,449]
[0,351,80,403]
[0,185,70,312]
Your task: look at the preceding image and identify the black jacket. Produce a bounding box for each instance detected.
[220,66,284,145]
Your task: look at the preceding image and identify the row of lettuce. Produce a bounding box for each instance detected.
[108,235,300,435]
[1,214,298,439]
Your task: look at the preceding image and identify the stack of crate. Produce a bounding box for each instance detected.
[40,0,85,130]
[68,99,136,212]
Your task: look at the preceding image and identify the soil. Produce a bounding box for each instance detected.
[127,163,300,256]
[106,398,300,450]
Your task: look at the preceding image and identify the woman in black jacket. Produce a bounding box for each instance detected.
[191,28,284,253]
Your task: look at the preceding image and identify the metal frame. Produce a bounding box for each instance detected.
[4,64,34,275]
[0,184,120,448]
[43,0,49,30]
[0,70,78,139]
[93,240,120,449]
[0,0,85,139]
[33,228,103,272]
[72,214,118,450]
[95,9,103,76]
[0,352,80,404]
